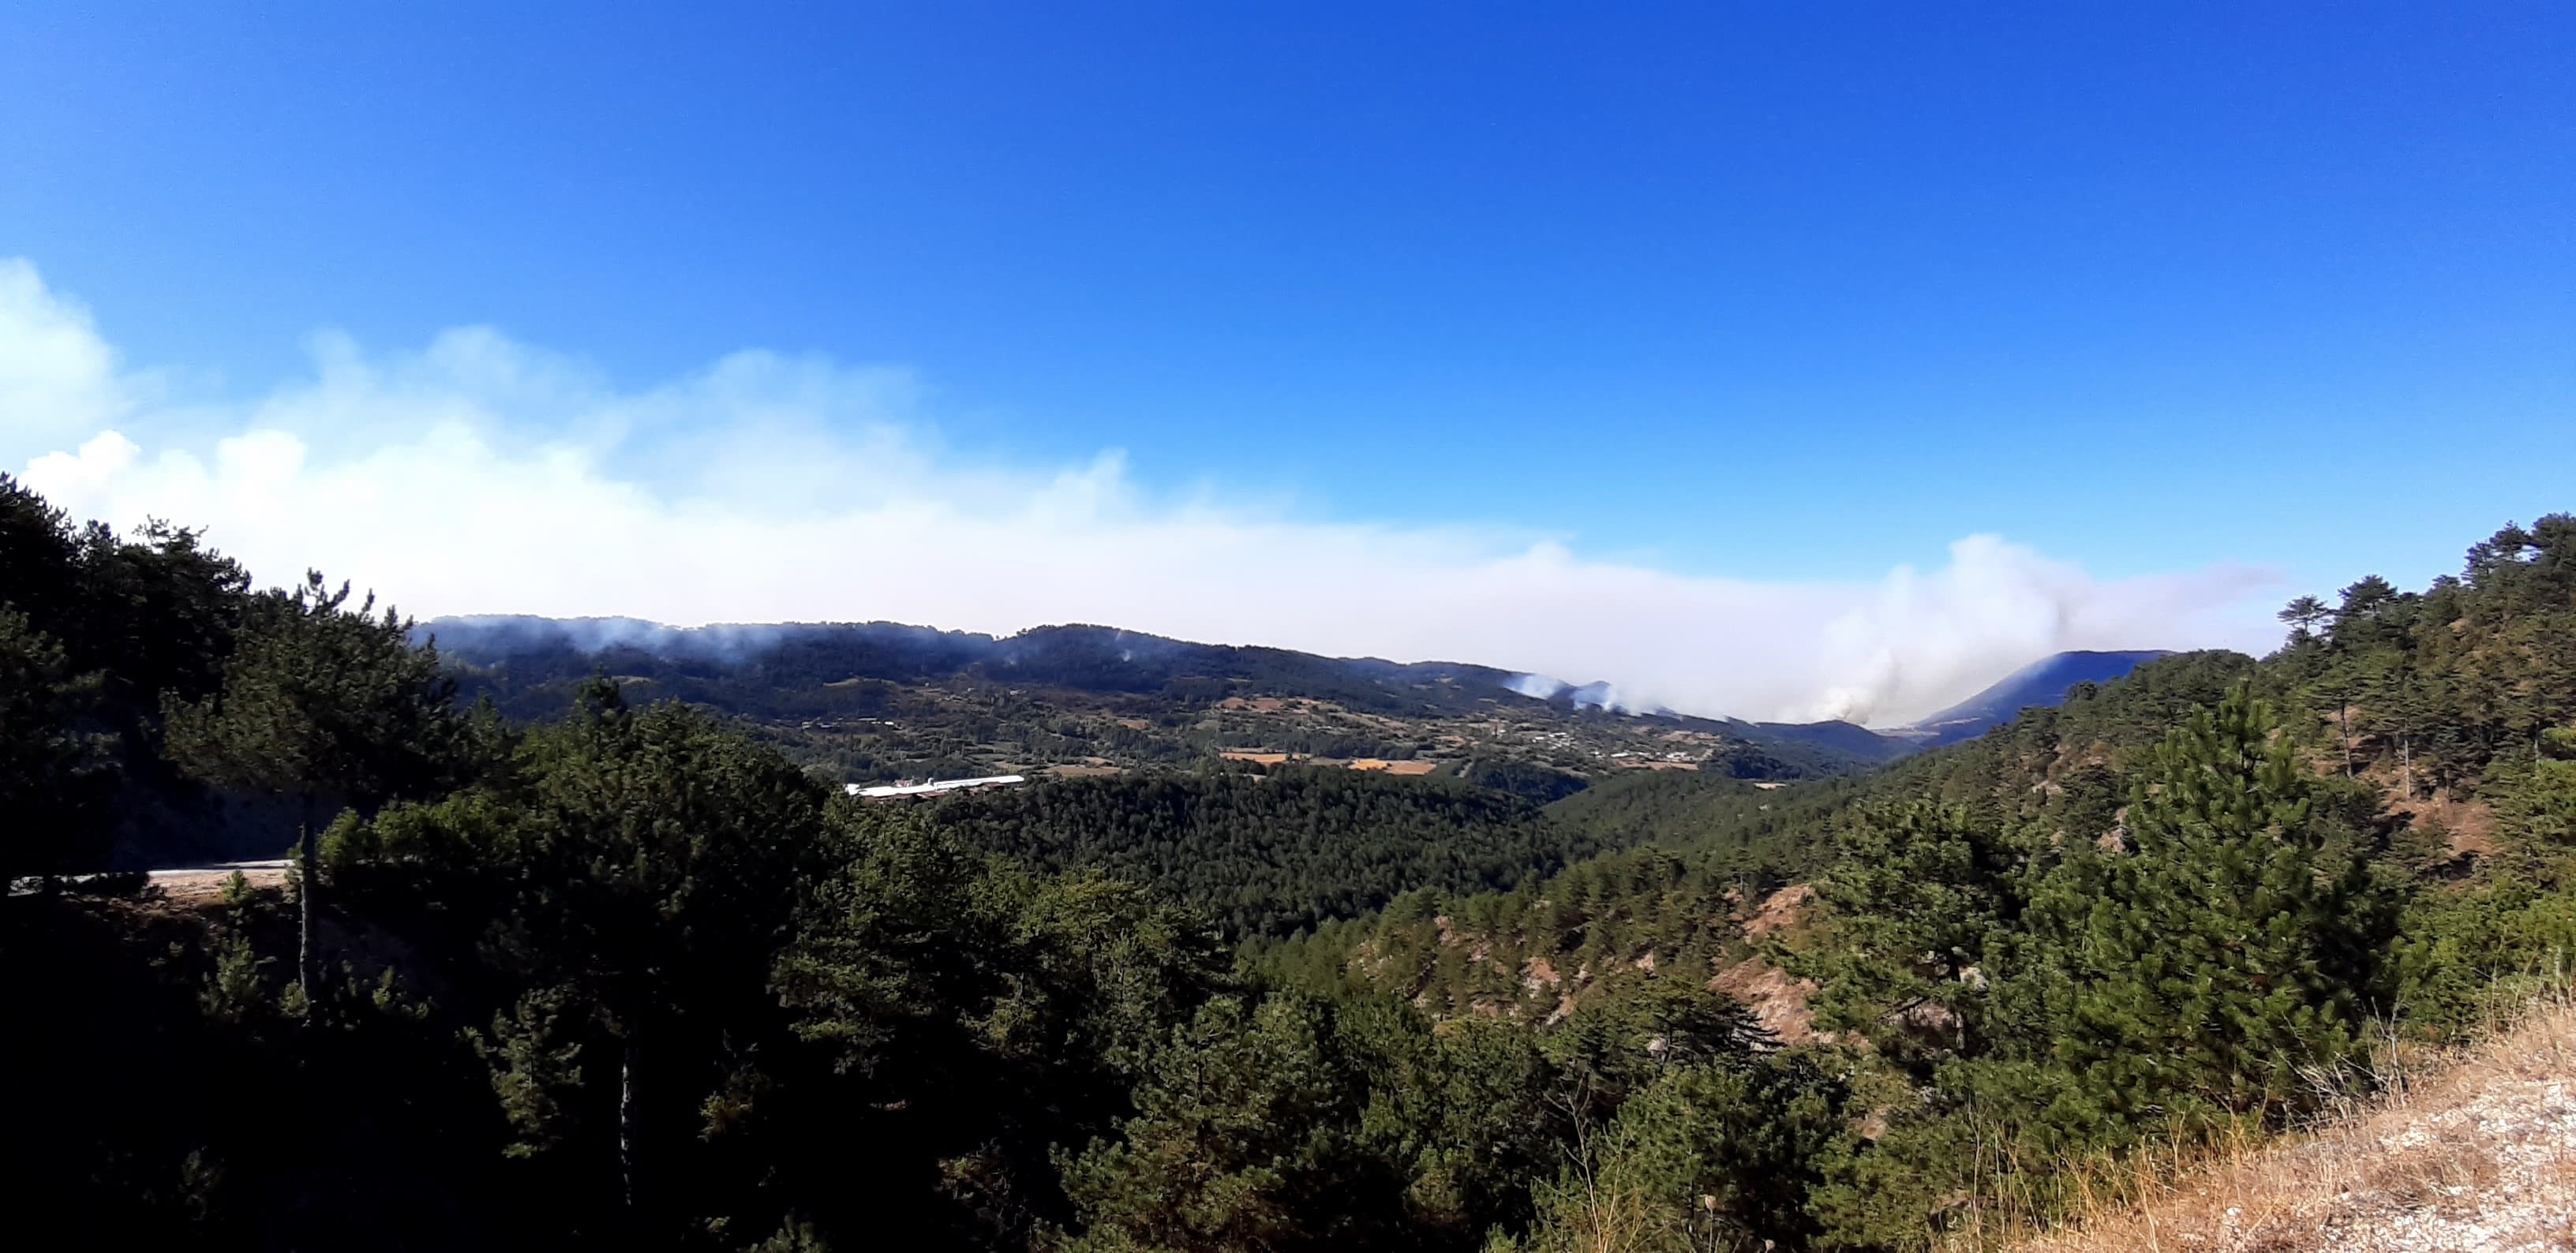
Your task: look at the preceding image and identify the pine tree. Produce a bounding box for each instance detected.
[1792,802,2016,1071]
[1054,993,1378,1253]
[165,570,467,1004]
[366,682,837,1226]
[0,609,119,883]
[1508,1051,1844,1253]
[2276,594,2331,644]
[2024,686,2383,1132]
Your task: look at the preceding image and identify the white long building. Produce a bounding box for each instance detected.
[846,774,1027,800]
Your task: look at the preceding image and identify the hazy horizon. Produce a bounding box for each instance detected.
[7,6,2568,725]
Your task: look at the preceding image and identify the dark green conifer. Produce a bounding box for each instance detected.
[165,570,467,1003]
[0,609,119,884]
[1794,801,2016,1072]
[2026,686,2383,1131]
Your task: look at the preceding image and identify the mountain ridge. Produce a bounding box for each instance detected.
[421,615,2156,784]
[1896,648,2175,748]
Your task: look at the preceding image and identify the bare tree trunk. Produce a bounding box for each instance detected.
[297,817,316,1012]
[620,1038,639,1212]
[2339,701,2353,778]
[2401,672,2415,802]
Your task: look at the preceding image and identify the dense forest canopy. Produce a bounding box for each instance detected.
[6,473,2575,1252]
[930,767,1586,938]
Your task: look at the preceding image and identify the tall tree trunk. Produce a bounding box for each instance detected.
[296,815,316,1012]
[2400,672,2415,802]
[620,1038,639,1213]
[2339,700,2353,778]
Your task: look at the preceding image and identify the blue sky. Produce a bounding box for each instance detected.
[3,3,2571,720]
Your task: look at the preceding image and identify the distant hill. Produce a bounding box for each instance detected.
[1737,716,1918,765]
[422,615,1530,716]
[1895,649,2174,748]
[421,615,1926,783]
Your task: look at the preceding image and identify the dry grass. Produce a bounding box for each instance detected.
[151,864,290,907]
[1988,992,2576,1252]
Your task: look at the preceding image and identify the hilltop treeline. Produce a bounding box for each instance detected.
[6,470,2575,1251]
[434,616,1538,720]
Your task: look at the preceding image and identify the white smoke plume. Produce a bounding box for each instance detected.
[0,260,2279,725]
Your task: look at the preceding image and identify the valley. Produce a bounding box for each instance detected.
[422,616,2125,791]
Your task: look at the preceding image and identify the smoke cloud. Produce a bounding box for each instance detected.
[1,260,2278,725]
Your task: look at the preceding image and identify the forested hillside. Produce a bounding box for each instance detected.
[6,470,2574,1253]
[425,613,1915,784]
[1264,649,2263,1020]
[1267,516,2576,1246]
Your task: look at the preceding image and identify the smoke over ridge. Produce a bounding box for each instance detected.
[0,259,2279,725]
